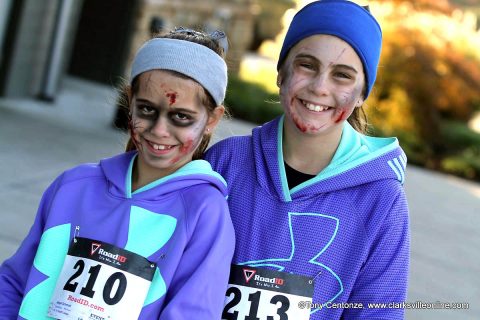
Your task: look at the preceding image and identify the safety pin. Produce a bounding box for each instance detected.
[309,270,322,285]
[73,225,80,243]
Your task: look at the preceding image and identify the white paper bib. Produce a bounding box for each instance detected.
[222,265,314,320]
[48,237,156,320]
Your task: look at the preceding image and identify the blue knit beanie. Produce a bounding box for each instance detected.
[278,0,382,98]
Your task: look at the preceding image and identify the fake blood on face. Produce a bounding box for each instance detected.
[166,92,177,106]
[169,139,194,164]
[128,119,142,151]
[292,113,308,132]
[335,110,347,123]
[287,97,308,133]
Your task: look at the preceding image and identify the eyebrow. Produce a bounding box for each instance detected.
[134,98,199,114]
[294,53,359,74]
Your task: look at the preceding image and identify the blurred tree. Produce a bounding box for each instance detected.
[239,0,480,179]
[250,0,295,50]
[367,0,480,176]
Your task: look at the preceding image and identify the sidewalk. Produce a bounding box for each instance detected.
[0,77,478,319]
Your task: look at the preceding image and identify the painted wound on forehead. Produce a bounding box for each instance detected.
[142,73,156,92]
[335,48,347,63]
[140,75,178,107]
[166,92,177,106]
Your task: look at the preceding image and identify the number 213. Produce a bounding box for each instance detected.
[222,287,290,320]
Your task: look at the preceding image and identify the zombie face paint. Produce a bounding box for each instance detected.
[278,34,365,136]
[130,70,210,179]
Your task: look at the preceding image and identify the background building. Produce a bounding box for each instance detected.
[0,0,271,100]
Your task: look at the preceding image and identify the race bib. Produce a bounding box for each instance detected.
[48,237,156,320]
[222,265,314,320]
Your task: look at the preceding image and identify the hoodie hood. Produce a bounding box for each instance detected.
[100,151,227,200]
[253,116,407,202]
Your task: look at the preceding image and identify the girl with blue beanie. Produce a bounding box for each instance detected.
[0,29,234,319]
[206,1,409,319]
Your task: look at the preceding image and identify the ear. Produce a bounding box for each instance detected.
[205,105,225,133]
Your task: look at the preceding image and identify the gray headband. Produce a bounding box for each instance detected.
[130,38,227,105]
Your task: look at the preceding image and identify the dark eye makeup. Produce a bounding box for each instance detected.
[134,101,197,127]
[169,112,195,127]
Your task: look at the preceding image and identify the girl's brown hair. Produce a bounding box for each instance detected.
[348,103,368,134]
[123,28,227,159]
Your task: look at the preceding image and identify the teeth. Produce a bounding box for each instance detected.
[152,143,171,150]
[304,102,329,112]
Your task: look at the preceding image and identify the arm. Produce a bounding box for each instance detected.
[0,177,60,316]
[342,189,410,320]
[159,187,235,320]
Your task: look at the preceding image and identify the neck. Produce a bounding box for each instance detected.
[282,120,343,175]
[131,155,178,192]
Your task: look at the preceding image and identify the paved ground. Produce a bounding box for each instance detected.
[0,77,478,319]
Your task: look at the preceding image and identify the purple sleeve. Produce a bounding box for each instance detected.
[159,186,235,320]
[342,189,410,320]
[0,177,60,316]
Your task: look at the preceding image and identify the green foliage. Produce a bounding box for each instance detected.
[366,1,480,181]
[225,75,283,124]
[441,147,480,180]
[440,120,480,150]
[437,120,480,179]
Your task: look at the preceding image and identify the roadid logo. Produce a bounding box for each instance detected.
[90,243,127,263]
[90,243,101,255]
[243,269,256,283]
[254,274,285,286]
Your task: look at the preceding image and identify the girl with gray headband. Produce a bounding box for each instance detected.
[0,28,234,319]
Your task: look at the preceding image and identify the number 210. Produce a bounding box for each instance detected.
[63,259,127,305]
[223,287,290,320]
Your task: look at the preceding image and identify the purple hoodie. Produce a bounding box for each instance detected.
[0,151,234,319]
[205,116,410,320]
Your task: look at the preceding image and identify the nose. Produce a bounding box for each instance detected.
[150,117,170,137]
[309,73,330,96]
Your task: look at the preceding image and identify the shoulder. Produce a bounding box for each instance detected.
[352,177,407,214]
[35,162,105,219]
[352,178,409,239]
[206,135,252,157]
[204,135,253,174]
[205,117,281,164]
[180,182,228,211]
[179,183,230,234]
[58,162,104,186]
